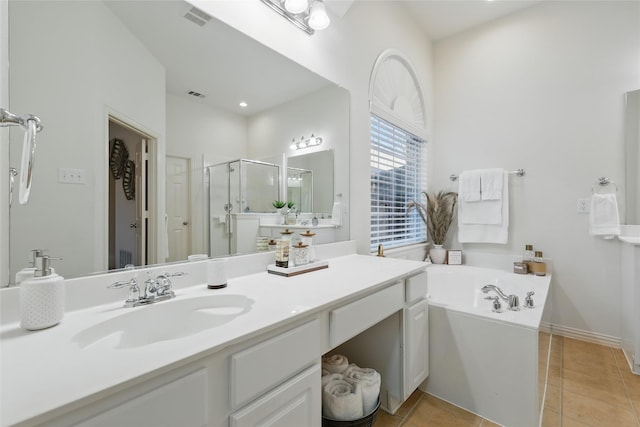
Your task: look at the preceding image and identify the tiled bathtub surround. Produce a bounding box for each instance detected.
[374,335,640,427]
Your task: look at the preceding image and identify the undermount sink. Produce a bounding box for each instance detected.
[73,294,254,350]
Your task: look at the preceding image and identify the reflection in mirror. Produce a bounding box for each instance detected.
[205,159,280,258]
[5,0,350,283]
[288,168,313,213]
[288,149,334,214]
[625,89,640,225]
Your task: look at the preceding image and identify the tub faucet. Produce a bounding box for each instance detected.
[481,284,520,311]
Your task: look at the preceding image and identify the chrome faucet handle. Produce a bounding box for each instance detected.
[524,291,535,309]
[143,272,159,299]
[108,278,140,307]
[508,294,520,311]
[486,296,503,313]
[154,272,186,298]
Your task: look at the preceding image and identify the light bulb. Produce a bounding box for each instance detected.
[308,1,330,30]
[283,0,308,14]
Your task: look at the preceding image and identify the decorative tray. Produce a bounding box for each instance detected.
[267,260,329,277]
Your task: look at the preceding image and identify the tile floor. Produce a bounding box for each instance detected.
[373,335,640,427]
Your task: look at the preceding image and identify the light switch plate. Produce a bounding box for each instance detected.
[58,168,86,184]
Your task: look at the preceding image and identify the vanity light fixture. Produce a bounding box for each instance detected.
[260,0,330,35]
[289,134,323,150]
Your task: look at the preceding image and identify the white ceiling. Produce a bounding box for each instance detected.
[401,0,541,41]
[105,0,541,117]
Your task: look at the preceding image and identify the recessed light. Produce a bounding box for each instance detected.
[239,101,248,108]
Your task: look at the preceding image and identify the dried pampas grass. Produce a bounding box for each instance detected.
[407,191,458,245]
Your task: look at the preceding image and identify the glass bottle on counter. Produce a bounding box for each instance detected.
[532,251,546,276]
[523,244,534,272]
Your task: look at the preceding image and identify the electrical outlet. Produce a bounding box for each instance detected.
[577,198,590,213]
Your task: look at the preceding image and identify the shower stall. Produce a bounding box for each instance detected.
[208,159,280,256]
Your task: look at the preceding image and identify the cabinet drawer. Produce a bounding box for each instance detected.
[405,271,428,303]
[330,282,403,347]
[231,319,320,408]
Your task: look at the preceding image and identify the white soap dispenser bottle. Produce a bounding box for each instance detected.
[19,255,65,331]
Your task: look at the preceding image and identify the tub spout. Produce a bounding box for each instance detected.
[481,284,508,300]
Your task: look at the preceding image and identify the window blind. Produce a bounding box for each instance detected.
[370,114,426,252]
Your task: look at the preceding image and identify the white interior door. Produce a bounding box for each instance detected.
[166,156,190,262]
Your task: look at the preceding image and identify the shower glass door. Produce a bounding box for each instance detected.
[209,161,239,256]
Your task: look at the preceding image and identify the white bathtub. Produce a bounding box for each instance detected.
[424,264,551,427]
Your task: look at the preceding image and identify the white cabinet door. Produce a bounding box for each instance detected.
[403,298,429,399]
[230,364,321,427]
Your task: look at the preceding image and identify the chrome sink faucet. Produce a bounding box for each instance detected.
[109,272,186,307]
[481,284,520,311]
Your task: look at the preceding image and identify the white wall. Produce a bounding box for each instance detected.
[432,1,640,339]
[166,94,248,254]
[7,1,166,279]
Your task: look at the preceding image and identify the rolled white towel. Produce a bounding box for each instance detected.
[343,364,381,415]
[322,372,344,387]
[322,354,349,374]
[322,379,364,421]
[322,368,331,377]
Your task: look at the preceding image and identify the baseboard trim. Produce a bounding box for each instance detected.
[548,324,621,349]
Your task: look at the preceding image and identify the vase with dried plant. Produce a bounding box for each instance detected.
[407,191,458,263]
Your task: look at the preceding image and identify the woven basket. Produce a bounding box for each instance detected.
[322,399,380,427]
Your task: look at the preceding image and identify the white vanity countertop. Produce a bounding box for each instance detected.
[0,254,425,427]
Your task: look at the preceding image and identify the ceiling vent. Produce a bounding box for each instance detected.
[183,6,212,27]
[186,90,206,99]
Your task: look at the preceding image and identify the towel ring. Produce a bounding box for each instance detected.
[591,177,618,194]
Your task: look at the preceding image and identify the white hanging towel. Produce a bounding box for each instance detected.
[480,168,504,200]
[331,199,342,226]
[458,171,509,244]
[459,169,504,225]
[459,170,481,202]
[589,193,620,239]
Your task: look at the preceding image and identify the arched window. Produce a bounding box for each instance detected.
[369,49,428,252]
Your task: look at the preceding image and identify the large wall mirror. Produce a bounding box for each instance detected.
[625,89,639,225]
[5,0,350,284]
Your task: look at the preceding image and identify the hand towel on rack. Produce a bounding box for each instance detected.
[459,170,481,202]
[589,193,620,239]
[322,379,364,420]
[331,200,342,226]
[481,168,504,200]
[459,170,503,225]
[343,364,381,415]
[458,171,509,244]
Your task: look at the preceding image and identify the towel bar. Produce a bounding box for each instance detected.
[449,168,525,182]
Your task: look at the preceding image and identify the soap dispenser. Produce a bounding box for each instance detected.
[19,255,64,331]
[15,249,50,285]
